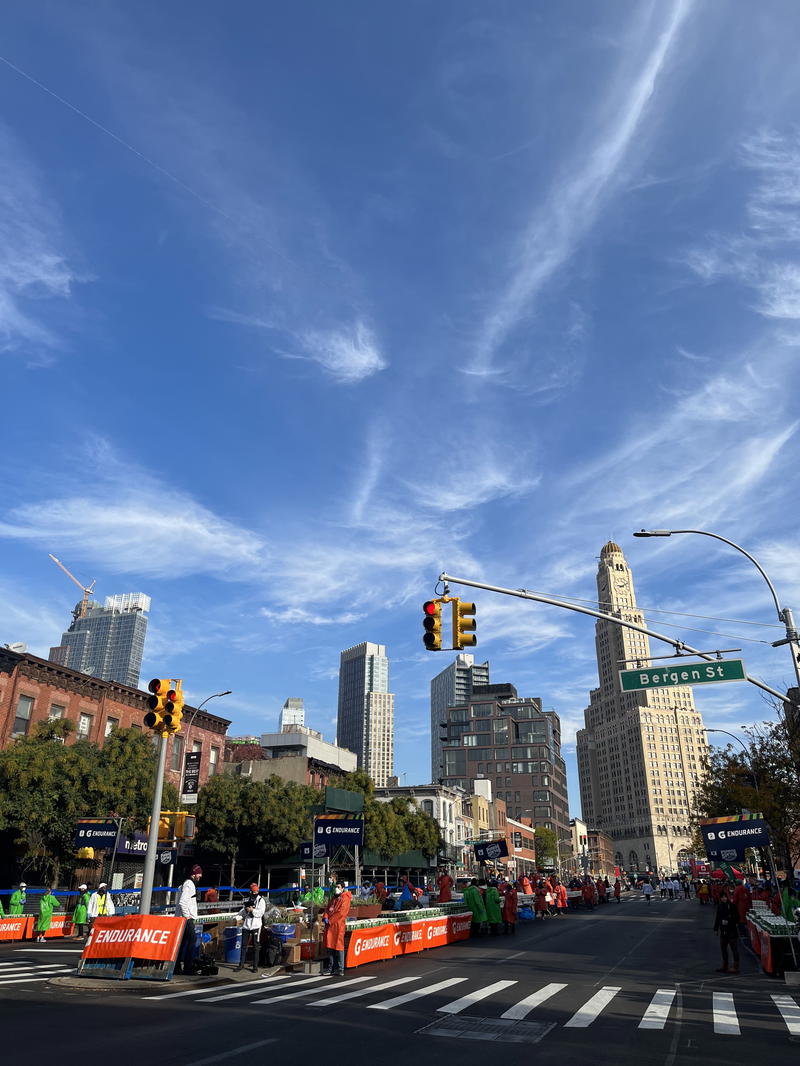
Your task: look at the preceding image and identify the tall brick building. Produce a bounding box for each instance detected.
[0,648,230,790]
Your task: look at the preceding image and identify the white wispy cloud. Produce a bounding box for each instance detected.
[687,130,800,319]
[297,321,387,384]
[0,441,265,579]
[468,0,694,377]
[0,123,78,361]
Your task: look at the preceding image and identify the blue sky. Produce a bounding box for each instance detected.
[2,1,800,815]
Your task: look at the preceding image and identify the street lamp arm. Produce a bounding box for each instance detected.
[634,528,783,621]
[704,728,758,791]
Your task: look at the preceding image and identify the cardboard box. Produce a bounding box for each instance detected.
[282,944,301,966]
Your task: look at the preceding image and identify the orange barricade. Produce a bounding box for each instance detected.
[82,915,185,962]
[346,912,471,969]
[42,914,73,939]
[0,916,34,941]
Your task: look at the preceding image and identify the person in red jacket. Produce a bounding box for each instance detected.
[436,870,454,903]
[613,879,622,903]
[323,882,352,976]
[520,875,532,896]
[555,881,568,915]
[534,880,550,919]
[502,883,518,934]
[596,877,607,904]
[732,879,751,933]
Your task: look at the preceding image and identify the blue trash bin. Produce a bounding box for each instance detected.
[223,926,242,964]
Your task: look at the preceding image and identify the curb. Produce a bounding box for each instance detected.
[48,964,284,994]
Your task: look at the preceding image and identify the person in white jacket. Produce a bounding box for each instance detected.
[87,883,116,922]
[174,865,203,975]
[236,883,266,973]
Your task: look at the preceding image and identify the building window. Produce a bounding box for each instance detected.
[77,713,93,738]
[104,717,120,738]
[192,740,202,754]
[171,735,184,772]
[13,695,34,735]
[421,799,434,816]
[209,746,219,775]
[48,704,66,721]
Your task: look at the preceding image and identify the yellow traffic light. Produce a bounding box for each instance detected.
[423,600,442,651]
[452,599,477,649]
[144,678,172,733]
[163,681,184,734]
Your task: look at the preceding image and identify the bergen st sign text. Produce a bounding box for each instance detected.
[619,659,746,692]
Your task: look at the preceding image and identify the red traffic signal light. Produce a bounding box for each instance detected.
[423,600,442,651]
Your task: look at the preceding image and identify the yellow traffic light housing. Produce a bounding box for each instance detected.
[163,681,184,734]
[423,600,443,651]
[452,599,477,650]
[144,678,172,733]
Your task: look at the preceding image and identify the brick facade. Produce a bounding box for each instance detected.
[0,648,230,791]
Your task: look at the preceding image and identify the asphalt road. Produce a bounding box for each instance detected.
[1,894,798,1064]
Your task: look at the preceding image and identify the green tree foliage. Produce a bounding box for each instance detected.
[534,826,558,865]
[195,775,322,884]
[336,772,442,859]
[0,723,177,885]
[690,718,800,873]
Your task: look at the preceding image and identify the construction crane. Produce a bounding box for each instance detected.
[48,554,96,620]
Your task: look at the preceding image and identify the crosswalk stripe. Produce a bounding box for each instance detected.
[771,995,800,1036]
[250,975,373,1005]
[638,988,676,1030]
[564,987,621,1028]
[143,977,272,1001]
[437,979,518,1015]
[501,982,567,1020]
[0,972,71,985]
[369,977,467,1011]
[311,974,423,1006]
[0,967,71,976]
[712,992,740,1035]
[198,976,292,1002]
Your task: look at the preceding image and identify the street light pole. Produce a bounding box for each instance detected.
[633,529,800,697]
[704,728,758,790]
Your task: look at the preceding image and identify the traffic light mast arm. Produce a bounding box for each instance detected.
[437,571,792,708]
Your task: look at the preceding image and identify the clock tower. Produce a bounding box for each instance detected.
[576,542,709,878]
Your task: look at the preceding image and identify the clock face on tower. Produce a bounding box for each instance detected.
[615,578,627,588]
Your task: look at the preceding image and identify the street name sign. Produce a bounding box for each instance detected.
[619,658,746,692]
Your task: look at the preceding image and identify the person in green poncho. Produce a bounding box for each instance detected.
[462,878,487,937]
[9,882,27,915]
[36,887,58,942]
[484,879,503,935]
[72,884,90,939]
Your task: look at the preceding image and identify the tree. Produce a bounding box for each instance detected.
[0,722,177,885]
[534,826,558,866]
[690,718,800,874]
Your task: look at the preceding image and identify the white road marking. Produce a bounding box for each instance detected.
[712,992,740,1035]
[771,995,800,1036]
[564,986,622,1028]
[198,976,293,1002]
[501,982,567,1020]
[0,972,71,985]
[182,1038,278,1066]
[143,977,273,1001]
[312,974,422,1005]
[437,979,518,1015]
[639,988,676,1030]
[369,977,467,1011]
[249,975,372,1005]
[16,948,83,953]
[0,967,71,977]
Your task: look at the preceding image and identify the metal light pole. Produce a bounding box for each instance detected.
[183,690,233,752]
[140,731,169,915]
[704,728,758,789]
[633,529,800,699]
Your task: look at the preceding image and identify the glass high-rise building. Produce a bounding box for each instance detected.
[575,542,709,875]
[337,642,394,787]
[49,593,150,689]
[430,654,490,782]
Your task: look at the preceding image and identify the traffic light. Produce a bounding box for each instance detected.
[162,682,184,734]
[423,600,442,651]
[144,678,172,733]
[452,599,477,649]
